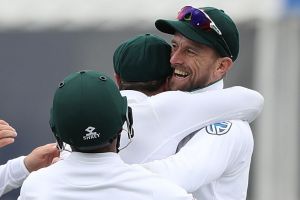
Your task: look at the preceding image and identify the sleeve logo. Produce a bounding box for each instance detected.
[205,121,232,135]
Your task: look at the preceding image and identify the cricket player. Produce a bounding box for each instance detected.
[17,70,195,200]
[114,6,264,199]
[114,34,263,165]
[142,6,261,200]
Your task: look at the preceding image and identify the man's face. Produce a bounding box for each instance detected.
[168,33,221,91]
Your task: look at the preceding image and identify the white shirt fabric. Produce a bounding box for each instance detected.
[0,156,29,197]
[119,81,263,164]
[143,120,253,200]
[140,81,259,200]
[17,152,194,200]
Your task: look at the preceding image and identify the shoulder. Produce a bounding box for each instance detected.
[20,170,45,195]
[23,161,62,184]
[23,167,48,183]
[200,121,254,154]
[121,90,148,103]
[204,120,251,136]
[131,166,193,199]
[148,91,192,109]
[184,120,253,148]
[151,90,189,101]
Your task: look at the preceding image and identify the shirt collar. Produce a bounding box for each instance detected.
[191,79,224,94]
[66,152,124,165]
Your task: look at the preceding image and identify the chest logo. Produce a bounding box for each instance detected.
[206,121,232,135]
[83,126,100,140]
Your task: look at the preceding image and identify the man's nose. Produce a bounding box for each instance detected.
[170,49,184,65]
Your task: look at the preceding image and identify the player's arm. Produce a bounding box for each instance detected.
[23,143,59,173]
[0,143,59,197]
[150,86,263,137]
[142,120,253,192]
[0,156,29,197]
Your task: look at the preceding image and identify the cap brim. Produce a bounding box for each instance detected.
[155,19,213,48]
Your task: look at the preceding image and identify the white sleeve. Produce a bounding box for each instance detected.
[0,156,30,197]
[142,120,253,193]
[152,178,196,200]
[149,86,263,137]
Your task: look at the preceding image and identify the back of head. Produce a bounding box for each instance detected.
[155,6,239,61]
[50,70,128,151]
[113,33,172,82]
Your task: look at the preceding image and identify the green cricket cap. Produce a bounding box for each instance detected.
[50,70,127,150]
[155,7,239,61]
[113,33,172,82]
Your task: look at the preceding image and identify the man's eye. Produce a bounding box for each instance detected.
[187,49,196,54]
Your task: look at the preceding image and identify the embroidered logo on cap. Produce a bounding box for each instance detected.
[83,126,100,140]
[206,121,232,135]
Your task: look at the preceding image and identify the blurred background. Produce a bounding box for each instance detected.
[0,0,299,199]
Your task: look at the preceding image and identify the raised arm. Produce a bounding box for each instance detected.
[0,143,59,197]
[120,86,263,164]
[150,86,264,136]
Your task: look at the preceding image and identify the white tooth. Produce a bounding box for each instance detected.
[175,69,188,76]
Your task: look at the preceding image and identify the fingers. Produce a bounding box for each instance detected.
[24,143,60,172]
[0,129,17,139]
[0,121,17,138]
[0,120,9,125]
[51,157,61,164]
[41,143,59,154]
[0,123,16,131]
[0,121,17,148]
[0,137,15,148]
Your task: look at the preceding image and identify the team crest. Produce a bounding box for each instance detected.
[206,121,232,135]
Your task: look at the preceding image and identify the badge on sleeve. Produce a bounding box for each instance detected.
[206,121,232,135]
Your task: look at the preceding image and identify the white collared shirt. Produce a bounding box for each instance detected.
[18,152,194,200]
[140,80,259,200]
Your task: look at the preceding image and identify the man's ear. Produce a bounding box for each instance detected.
[216,57,233,77]
[114,73,122,88]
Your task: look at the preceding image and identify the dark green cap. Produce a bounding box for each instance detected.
[155,7,239,61]
[113,33,172,82]
[50,70,127,150]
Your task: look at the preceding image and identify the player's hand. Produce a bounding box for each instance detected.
[24,143,60,172]
[51,156,62,164]
[0,119,17,148]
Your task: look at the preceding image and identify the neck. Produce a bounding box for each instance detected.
[71,139,118,153]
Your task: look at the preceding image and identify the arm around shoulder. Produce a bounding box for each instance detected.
[227,86,264,123]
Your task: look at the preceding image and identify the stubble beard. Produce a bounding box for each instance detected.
[168,75,211,92]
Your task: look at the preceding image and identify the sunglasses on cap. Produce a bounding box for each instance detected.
[177,6,233,58]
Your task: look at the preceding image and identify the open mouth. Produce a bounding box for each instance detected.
[173,69,189,78]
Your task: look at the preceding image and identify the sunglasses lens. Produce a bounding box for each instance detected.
[177,7,211,29]
[177,6,233,58]
[190,9,211,29]
[177,6,193,20]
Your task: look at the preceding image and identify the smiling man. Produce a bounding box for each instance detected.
[141,6,260,200]
[168,33,227,91]
[113,33,263,166]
